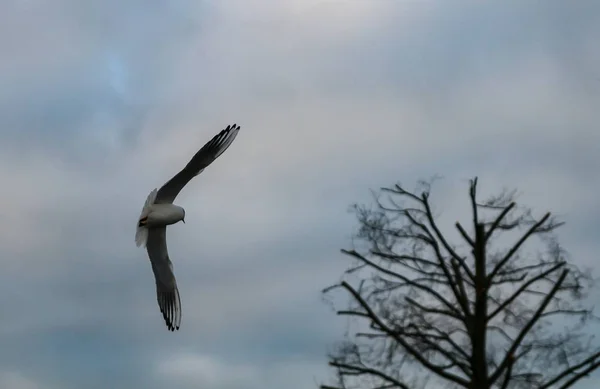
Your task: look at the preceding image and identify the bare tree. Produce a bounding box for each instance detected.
[321,177,599,389]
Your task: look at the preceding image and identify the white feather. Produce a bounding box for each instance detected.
[135,188,157,247]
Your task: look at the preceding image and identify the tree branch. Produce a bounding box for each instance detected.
[329,361,411,389]
[556,359,600,389]
[487,262,566,321]
[469,177,479,232]
[487,213,551,282]
[405,297,461,321]
[540,350,600,388]
[421,193,475,282]
[489,270,569,384]
[341,249,464,321]
[499,354,515,389]
[455,222,474,247]
[340,281,470,387]
[484,202,516,242]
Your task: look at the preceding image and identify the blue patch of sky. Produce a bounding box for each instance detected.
[106,51,129,99]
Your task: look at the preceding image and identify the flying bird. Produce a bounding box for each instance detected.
[135,124,241,331]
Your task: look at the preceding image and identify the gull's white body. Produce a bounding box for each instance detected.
[134,189,175,247]
[135,124,241,331]
[140,203,184,230]
[146,204,185,227]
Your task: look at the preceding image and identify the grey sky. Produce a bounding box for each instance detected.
[0,1,599,388]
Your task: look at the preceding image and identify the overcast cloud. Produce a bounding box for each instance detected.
[0,1,599,388]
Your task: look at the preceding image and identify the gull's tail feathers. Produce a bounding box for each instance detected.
[135,188,158,248]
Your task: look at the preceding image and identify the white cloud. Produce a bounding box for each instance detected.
[157,353,256,387]
[210,0,403,39]
[0,371,45,389]
[156,352,328,389]
[0,152,81,257]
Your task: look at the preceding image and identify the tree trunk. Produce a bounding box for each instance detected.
[471,223,489,388]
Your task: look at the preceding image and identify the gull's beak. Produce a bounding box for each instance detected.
[182,218,186,224]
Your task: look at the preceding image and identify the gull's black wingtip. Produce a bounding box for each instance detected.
[163,314,180,332]
[158,287,181,332]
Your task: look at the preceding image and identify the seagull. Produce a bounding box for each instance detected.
[135,124,241,331]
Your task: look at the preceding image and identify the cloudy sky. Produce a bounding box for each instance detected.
[0,0,599,388]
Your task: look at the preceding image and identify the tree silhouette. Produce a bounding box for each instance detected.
[322,177,599,389]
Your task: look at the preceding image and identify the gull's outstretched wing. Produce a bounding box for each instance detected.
[155,124,241,204]
[146,227,181,331]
